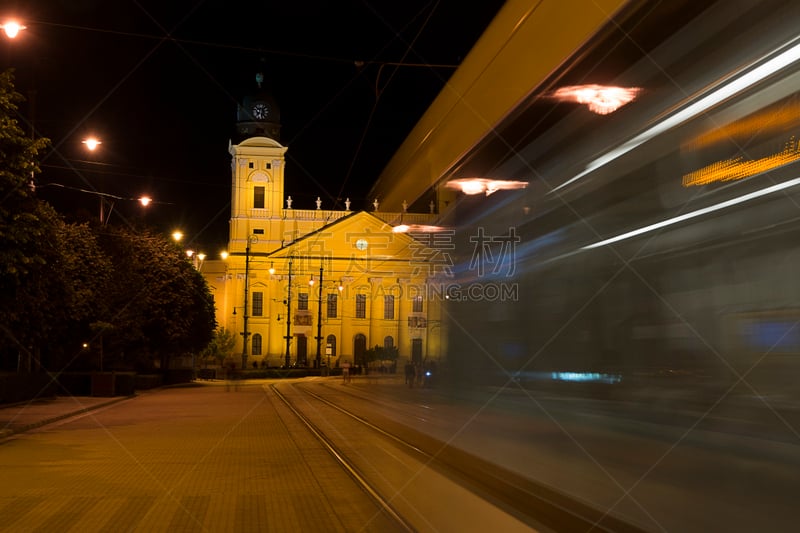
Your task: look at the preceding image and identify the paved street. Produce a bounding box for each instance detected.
[0,380,403,532]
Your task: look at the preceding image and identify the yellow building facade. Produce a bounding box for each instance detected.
[202,90,444,370]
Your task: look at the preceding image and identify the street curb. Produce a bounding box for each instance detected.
[0,395,135,440]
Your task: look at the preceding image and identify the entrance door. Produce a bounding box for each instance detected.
[411,338,423,365]
[296,334,307,366]
[354,334,367,368]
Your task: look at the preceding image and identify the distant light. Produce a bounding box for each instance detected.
[551,372,621,384]
[393,223,450,233]
[81,137,102,151]
[1,21,26,39]
[220,251,229,260]
[172,231,183,242]
[457,180,487,195]
[186,250,195,258]
[139,196,152,206]
[445,178,528,196]
[197,253,206,261]
[552,84,641,115]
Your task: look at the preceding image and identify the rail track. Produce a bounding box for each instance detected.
[270,380,647,533]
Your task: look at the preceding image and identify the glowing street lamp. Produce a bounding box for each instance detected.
[172,230,184,242]
[1,20,26,39]
[139,196,152,206]
[80,137,109,222]
[551,84,642,115]
[82,137,102,151]
[445,178,528,196]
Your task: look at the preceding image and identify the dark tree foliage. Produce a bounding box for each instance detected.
[96,226,216,371]
[0,69,53,371]
[43,221,113,370]
[0,70,216,374]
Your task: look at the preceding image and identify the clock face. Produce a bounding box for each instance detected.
[252,102,269,120]
[355,238,368,250]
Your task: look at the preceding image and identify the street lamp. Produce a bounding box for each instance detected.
[1,20,26,39]
[284,257,293,368]
[82,137,102,151]
[81,137,108,223]
[185,250,206,270]
[312,266,345,373]
[314,266,324,369]
[240,236,257,370]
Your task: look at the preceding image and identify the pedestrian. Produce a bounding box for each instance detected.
[342,360,351,384]
[226,362,236,392]
[405,362,414,387]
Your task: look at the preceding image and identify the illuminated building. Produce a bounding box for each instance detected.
[201,75,444,370]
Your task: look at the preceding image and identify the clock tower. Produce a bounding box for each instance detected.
[228,72,287,252]
[234,72,281,143]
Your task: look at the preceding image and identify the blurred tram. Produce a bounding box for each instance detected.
[376,0,800,402]
[448,0,800,401]
[362,1,800,529]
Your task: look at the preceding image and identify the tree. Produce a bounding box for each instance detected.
[0,69,217,376]
[0,69,53,371]
[41,221,113,370]
[200,327,237,367]
[364,344,399,363]
[96,226,216,371]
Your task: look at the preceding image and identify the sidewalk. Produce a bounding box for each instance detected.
[0,394,131,440]
[0,374,399,440]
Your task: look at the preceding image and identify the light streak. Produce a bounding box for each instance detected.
[552,38,800,193]
[582,175,800,249]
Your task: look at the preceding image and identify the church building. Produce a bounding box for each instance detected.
[201,74,445,371]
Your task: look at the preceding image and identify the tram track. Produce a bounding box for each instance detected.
[270,383,417,532]
[277,380,649,533]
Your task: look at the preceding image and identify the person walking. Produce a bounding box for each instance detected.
[405,362,415,388]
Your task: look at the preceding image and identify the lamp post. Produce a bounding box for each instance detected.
[284,257,293,368]
[81,137,106,223]
[241,237,254,370]
[315,265,324,369]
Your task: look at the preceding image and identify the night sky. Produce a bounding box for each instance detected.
[4,0,504,252]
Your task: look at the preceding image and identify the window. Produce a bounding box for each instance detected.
[413,295,423,313]
[248,161,254,169]
[254,186,265,209]
[356,294,366,318]
[252,292,263,316]
[251,333,262,355]
[326,335,337,358]
[384,336,394,350]
[265,162,271,169]
[253,228,264,235]
[384,295,395,319]
[298,293,309,311]
[327,293,338,318]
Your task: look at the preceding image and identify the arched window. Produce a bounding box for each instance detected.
[326,335,337,358]
[251,333,262,355]
[354,334,367,366]
[384,336,394,350]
